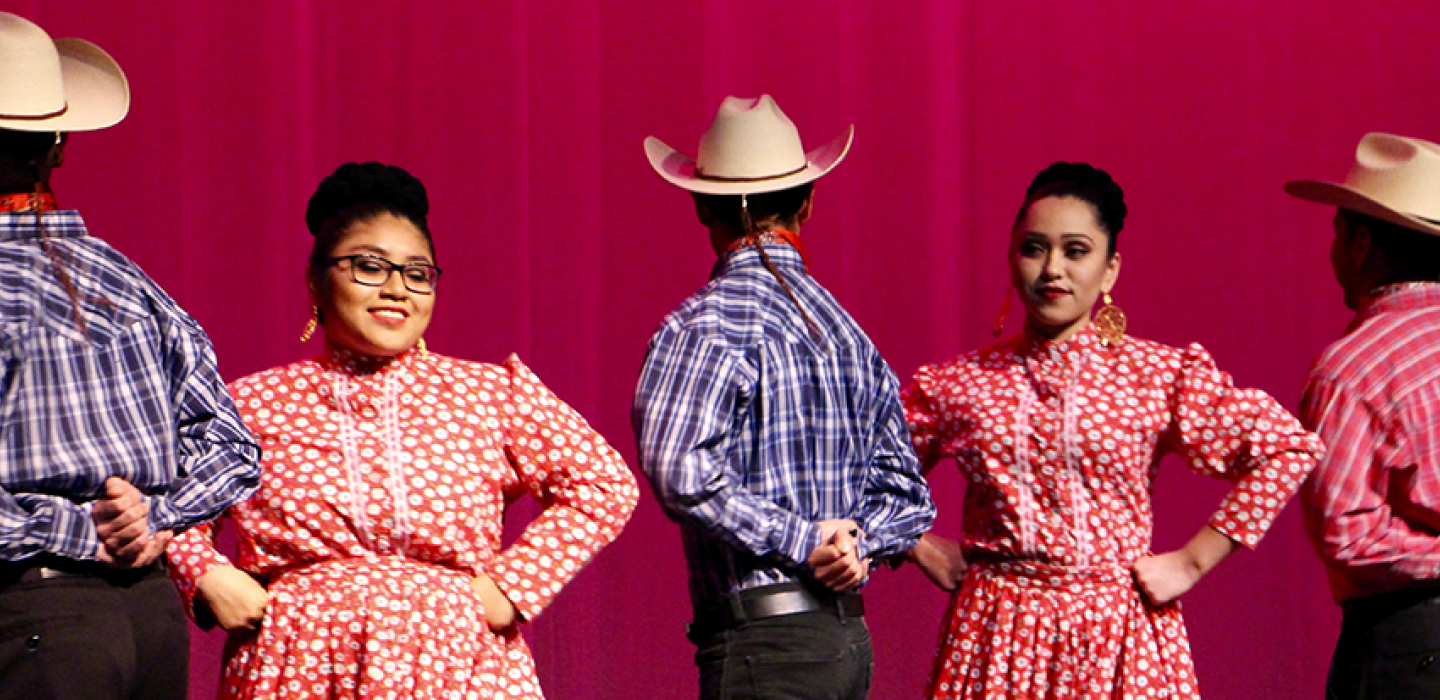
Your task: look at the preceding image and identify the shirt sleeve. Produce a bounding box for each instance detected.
[1161,343,1322,549]
[1299,368,1440,590]
[632,329,825,569]
[144,314,262,535]
[854,358,935,562]
[486,355,639,622]
[0,491,100,561]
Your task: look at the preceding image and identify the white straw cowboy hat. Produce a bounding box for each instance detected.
[0,12,128,132]
[1286,132,1440,237]
[645,94,853,196]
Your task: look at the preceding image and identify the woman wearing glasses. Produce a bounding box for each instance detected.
[167,162,639,700]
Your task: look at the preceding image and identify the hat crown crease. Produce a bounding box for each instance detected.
[1348,136,1440,220]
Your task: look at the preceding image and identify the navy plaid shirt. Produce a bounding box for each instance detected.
[633,245,934,605]
[0,210,261,562]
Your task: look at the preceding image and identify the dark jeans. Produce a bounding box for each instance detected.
[0,563,187,700]
[1328,586,1440,700]
[694,611,874,700]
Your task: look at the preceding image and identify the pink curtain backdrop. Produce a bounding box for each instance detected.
[11,1,1440,697]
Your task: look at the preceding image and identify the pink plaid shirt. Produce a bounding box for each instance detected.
[1301,282,1440,603]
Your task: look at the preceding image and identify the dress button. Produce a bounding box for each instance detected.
[1422,655,1434,670]
[26,634,39,651]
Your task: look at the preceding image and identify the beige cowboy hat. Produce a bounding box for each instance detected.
[1285,132,1440,236]
[0,13,128,132]
[645,94,853,195]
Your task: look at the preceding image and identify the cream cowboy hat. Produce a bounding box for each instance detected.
[1286,132,1440,236]
[645,94,853,195]
[0,13,128,132]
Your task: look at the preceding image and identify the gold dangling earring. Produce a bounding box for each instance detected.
[992,291,1013,338]
[1093,291,1127,346]
[416,337,428,356]
[299,305,317,343]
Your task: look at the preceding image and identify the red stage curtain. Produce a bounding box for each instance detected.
[14,1,1440,697]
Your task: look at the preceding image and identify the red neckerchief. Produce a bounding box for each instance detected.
[0,190,58,213]
[726,227,810,269]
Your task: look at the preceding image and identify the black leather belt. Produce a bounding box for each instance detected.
[0,555,163,589]
[689,582,864,640]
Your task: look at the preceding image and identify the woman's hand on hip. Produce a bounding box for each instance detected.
[909,533,967,592]
[196,565,269,632]
[1133,525,1240,606]
[1131,552,1201,606]
[471,572,519,631]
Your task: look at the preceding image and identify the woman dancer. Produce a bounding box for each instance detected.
[168,162,639,699]
[903,161,1321,698]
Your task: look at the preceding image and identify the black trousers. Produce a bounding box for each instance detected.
[0,562,188,700]
[693,610,873,700]
[1328,586,1440,700]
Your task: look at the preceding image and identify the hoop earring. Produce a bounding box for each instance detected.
[992,291,1013,338]
[1093,291,1127,346]
[416,337,428,356]
[299,305,318,343]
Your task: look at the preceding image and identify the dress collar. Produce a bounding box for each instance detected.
[1016,323,1104,364]
[319,342,425,378]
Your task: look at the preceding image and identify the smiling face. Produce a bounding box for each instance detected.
[1010,195,1121,342]
[310,212,436,357]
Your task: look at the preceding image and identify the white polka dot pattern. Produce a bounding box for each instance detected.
[167,349,639,700]
[903,327,1320,699]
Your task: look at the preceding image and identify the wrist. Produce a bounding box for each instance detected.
[1181,526,1239,579]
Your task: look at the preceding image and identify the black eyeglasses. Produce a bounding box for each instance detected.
[328,254,442,294]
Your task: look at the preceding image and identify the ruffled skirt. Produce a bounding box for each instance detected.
[218,556,542,700]
[929,560,1199,699]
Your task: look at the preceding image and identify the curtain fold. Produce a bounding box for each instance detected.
[20,2,1440,697]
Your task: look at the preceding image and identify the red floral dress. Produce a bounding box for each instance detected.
[168,347,639,700]
[903,327,1320,699]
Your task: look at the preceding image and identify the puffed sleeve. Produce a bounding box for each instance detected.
[1160,343,1323,548]
[486,355,639,622]
[902,364,945,474]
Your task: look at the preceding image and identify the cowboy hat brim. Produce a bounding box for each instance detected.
[1285,179,1440,237]
[645,126,854,195]
[0,38,128,132]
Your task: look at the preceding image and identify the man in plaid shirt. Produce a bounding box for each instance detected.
[0,14,260,700]
[1288,132,1440,699]
[633,95,934,700]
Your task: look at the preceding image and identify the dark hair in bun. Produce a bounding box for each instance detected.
[305,161,435,270]
[1015,161,1126,256]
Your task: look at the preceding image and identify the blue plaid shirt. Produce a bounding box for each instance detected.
[0,210,261,562]
[633,245,934,605]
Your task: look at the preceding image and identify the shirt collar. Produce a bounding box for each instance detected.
[710,244,808,281]
[1349,282,1440,333]
[0,209,88,242]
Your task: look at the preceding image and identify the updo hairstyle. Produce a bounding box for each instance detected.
[1016,161,1127,256]
[305,161,435,272]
